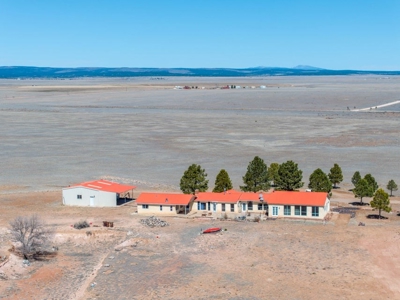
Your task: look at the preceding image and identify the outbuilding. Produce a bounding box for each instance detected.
[62,179,136,207]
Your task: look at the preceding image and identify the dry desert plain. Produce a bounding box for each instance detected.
[1,76,400,299]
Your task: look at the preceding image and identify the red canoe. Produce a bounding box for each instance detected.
[202,227,222,234]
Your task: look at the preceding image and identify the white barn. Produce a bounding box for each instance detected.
[62,179,136,207]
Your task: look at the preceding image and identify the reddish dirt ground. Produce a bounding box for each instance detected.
[1,189,400,299]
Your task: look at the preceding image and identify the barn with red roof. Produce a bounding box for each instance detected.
[62,179,136,207]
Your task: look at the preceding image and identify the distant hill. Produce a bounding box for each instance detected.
[0,66,399,78]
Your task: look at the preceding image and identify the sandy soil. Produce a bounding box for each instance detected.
[1,190,400,299]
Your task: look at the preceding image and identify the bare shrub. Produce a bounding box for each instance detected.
[74,220,90,230]
[254,216,261,223]
[9,214,53,258]
[223,213,228,220]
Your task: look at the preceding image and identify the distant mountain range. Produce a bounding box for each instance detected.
[0,66,399,78]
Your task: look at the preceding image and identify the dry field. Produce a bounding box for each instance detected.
[0,76,399,192]
[1,191,400,299]
[0,76,400,299]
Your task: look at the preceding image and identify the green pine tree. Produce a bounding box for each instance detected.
[267,163,280,186]
[351,171,361,187]
[275,160,304,191]
[328,163,343,188]
[370,188,391,219]
[353,178,370,204]
[386,179,398,197]
[364,174,378,195]
[213,169,233,192]
[180,164,209,194]
[240,156,270,192]
[308,168,332,193]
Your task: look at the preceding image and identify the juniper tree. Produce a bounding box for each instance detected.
[275,160,303,191]
[370,188,391,219]
[308,168,332,193]
[180,164,209,194]
[328,163,343,188]
[213,169,233,192]
[386,179,398,197]
[240,156,270,192]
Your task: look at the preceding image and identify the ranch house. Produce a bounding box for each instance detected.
[136,193,195,215]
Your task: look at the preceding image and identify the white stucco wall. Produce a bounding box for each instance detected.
[62,187,117,207]
[268,198,330,220]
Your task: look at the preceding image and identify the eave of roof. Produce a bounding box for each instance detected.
[136,193,194,205]
[65,179,136,194]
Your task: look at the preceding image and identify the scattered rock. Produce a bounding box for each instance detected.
[140,216,169,228]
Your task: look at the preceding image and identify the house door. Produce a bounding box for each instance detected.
[272,206,278,216]
[242,203,247,212]
[90,196,95,206]
[212,203,216,212]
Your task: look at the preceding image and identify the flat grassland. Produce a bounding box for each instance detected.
[0,76,399,191]
[0,76,400,299]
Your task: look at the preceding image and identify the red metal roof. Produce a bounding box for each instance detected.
[137,193,194,205]
[195,190,242,203]
[68,180,136,194]
[266,191,328,206]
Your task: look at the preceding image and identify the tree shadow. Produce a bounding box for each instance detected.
[366,214,388,220]
[332,186,341,189]
[349,202,369,206]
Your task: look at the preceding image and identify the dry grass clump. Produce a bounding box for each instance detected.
[74,220,90,230]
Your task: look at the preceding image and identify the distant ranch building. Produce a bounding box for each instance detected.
[136,193,195,215]
[62,179,136,207]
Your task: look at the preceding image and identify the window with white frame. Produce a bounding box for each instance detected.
[170,206,173,211]
[295,206,300,216]
[230,204,234,212]
[248,202,253,210]
[258,203,262,210]
[222,204,226,212]
[284,205,291,216]
[160,205,163,211]
[312,206,319,217]
[77,195,82,199]
[142,204,149,209]
[301,206,307,216]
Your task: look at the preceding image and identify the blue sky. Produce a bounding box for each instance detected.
[1,0,399,70]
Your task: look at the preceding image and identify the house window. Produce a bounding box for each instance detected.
[295,206,300,216]
[258,204,262,210]
[248,202,253,210]
[208,202,211,211]
[160,205,163,211]
[77,195,82,199]
[222,204,226,212]
[301,206,307,216]
[230,204,234,212]
[284,205,291,216]
[312,206,319,217]
[263,204,268,210]
[142,204,149,209]
[170,206,173,211]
